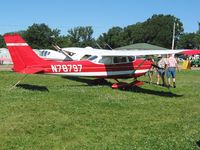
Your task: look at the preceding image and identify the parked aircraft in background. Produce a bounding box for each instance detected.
[0,57,12,65]
[37,46,98,61]
[53,45,98,61]
[36,49,68,61]
[0,48,12,64]
[3,34,200,89]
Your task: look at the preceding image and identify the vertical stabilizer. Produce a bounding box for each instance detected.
[3,34,45,72]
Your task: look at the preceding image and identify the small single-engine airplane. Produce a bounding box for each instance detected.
[3,34,200,89]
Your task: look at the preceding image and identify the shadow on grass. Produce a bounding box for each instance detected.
[143,81,169,87]
[64,77,182,98]
[16,84,49,92]
[63,77,112,86]
[119,86,183,98]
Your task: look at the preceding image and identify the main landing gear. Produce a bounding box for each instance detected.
[111,79,144,89]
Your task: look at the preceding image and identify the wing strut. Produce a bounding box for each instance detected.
[131,58,148,77]
[52,45,73,61]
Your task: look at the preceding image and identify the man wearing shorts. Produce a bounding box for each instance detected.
[166,54,179,88]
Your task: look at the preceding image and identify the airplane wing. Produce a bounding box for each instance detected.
[62,47,98,55]
[61,47,200,57]
[95,49,200,57]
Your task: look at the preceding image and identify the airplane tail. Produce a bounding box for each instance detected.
[3,34,46,73]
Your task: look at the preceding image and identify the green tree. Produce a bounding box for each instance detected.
[67,26,95,47]
[54,36,72,48]
[194,33,200,49]
[123,23,145,45]
[97,14,184,49]
[177,33,196,49]
[24,23,60,49]
[97,27,124,49]
[140,14,183,48]
[0,35,6,48]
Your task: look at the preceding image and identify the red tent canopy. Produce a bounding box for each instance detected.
[182,50,200,56]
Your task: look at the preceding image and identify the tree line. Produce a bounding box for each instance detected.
[0,14,200,49]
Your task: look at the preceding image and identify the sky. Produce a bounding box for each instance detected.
[0,0,199,38]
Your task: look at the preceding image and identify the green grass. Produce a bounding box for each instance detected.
[0,70,200,149]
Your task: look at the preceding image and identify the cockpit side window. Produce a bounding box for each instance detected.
[113,56,128,64]
[98,56,112,64]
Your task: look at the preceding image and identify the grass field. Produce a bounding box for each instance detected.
[0,70,200,149]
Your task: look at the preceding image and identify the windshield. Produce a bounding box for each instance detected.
[98,56,112,64]
[88,55,98,61]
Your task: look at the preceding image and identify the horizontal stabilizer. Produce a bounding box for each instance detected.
[17,67,44,74]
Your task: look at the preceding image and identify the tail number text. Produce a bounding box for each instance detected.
[51,65,82,73]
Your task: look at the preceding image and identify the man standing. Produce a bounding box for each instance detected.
[166,54,179,88]
[157,55,167,86]
[147,56,155,84]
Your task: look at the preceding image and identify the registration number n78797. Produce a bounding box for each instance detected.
[51,65,82,73]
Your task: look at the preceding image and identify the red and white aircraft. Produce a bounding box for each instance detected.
[3,34,200,89]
